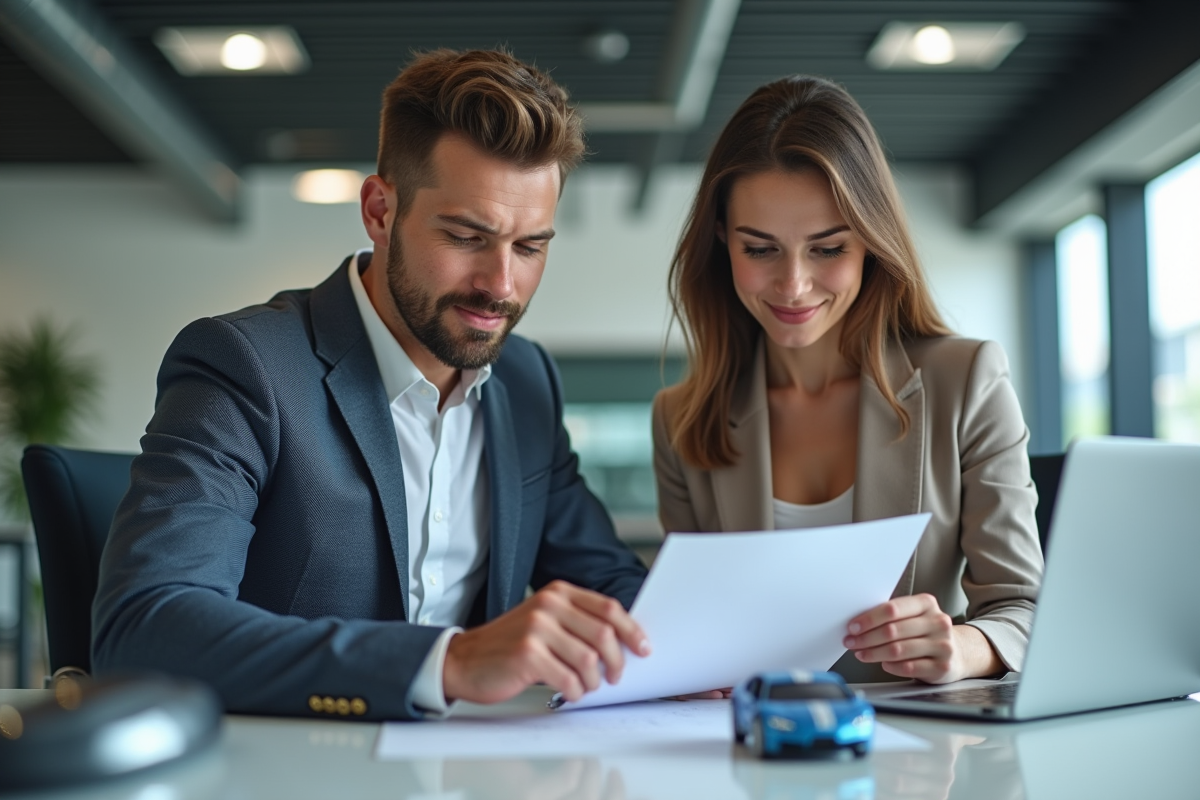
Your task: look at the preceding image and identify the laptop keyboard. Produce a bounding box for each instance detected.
[892,682,1019,706]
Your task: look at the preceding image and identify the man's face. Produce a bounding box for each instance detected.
[383,134,560,370]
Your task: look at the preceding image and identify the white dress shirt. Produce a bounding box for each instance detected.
[348,250,490,715]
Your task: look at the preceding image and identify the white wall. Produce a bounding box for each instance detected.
[0,162,1024,462]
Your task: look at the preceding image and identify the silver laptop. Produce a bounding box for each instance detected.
[871,436,1200,720]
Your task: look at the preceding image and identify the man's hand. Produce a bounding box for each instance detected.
[843,594,1002,684]
[442,580,651,705]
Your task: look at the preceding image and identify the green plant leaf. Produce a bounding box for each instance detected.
[0,317,100,445]
[1,459,28,521]
[0,317,101,518]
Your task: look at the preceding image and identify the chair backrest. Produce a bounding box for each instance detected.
[1029,452,1066,554]
[21,444,135,676]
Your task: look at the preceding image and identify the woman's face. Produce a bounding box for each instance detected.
[722,168,867,351]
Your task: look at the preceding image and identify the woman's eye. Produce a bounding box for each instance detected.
[817,245,846,259]
[741,245,772,259]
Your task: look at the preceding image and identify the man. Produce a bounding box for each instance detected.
[93,49,650,720]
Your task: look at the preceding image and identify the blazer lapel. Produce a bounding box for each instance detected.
[310,259,411,619]
[712,340,774,531]
[481,375,521,617]
[854,339,925,597]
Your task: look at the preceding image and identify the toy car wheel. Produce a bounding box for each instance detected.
[733,718,745,744]
[852,742,868,758]
[749,717,766,759]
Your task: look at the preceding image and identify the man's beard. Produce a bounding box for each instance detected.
[385,223,526,370]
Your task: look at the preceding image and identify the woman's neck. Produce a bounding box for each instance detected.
[763,324,858,396]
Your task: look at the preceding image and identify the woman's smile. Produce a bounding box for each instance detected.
[766,300,824,325]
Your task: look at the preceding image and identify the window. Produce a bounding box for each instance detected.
[555,356,685,543]
[1147,151,1200,443]
[563,402,657,517]
[1056,215,1111,446]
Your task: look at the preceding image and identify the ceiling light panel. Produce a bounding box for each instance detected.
[867,22,1025,71]
[291,169,364,204]
[154,27,309,75]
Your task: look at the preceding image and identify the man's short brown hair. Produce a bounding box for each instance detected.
[377,48,585,216]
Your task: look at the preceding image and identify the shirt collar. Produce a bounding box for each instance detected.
[347,248,491,404]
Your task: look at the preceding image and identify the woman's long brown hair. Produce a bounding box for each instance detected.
[667,75,951,470]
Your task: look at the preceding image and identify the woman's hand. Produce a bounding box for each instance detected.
[843,594,1002,684]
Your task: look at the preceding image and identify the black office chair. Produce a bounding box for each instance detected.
[1028,452,1066,554]
[21,444,135,678]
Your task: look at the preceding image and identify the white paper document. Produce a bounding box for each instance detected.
[375,698,928,760]
[562,513,931,709]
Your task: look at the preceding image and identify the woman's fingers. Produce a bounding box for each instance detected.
[843,614,947,651]
[852,632,954,666]
[843,598,1003,684]
[845,594,957,682]
[846,594,940,637]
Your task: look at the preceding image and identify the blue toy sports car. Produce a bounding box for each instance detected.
[732,670,874,759]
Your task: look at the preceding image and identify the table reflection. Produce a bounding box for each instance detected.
[3,691,1198,800]
[395,698,1200,800]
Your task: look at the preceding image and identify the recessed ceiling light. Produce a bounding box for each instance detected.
[912,25,955,65]
[866,22,1025,71]
[154,26,309,75]
[583,30,631,64]
[221,33,267,71]
[291,169,364,204]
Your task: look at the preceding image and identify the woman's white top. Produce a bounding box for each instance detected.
[772,485,854,530]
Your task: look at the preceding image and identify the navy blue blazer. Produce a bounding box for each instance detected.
[92,258,648,720]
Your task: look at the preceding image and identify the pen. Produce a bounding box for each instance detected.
[546,693,566,710]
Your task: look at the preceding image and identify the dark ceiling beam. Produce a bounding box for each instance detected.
[0,0,240,221]
[628,0,741,212]
[578,0,741,135]
[971,0,1200,225]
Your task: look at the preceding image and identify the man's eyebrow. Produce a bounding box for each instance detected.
[733,224,850,242]
[438,214,498,235]
[437,214,555,241]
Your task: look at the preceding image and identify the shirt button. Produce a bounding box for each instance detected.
[420,615,431,625]
[433,510,444,523]
[418,386,430,396]
[428,575,437,586]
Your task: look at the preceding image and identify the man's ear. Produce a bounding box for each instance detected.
[360,175,395,249]
[715,219,727,244]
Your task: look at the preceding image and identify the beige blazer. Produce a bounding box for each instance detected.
[652,336,1044,681]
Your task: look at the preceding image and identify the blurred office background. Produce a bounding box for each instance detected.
[1,1,1199,686]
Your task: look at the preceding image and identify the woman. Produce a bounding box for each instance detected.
[653,75,1043,684]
